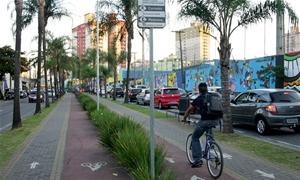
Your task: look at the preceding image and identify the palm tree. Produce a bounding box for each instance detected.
[178,0,298,133]
[99,0,138,103]
[23,0,69,109]
[12,0,23,129]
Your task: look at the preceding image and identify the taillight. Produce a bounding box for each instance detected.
[266,104,277,113]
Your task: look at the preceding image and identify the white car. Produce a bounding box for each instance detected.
[136,89,150,105]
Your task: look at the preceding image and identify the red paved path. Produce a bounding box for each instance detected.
[61,97,130,180]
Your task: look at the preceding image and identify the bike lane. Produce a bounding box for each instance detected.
[61,95,130,180]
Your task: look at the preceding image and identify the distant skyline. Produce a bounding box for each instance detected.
[0,0,299,61]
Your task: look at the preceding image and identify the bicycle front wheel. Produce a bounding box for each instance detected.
[207,142,223,179]
[186,133,194,164]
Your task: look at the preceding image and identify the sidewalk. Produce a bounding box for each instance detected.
[1,94,130,180]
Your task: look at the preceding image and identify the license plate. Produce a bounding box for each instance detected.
[286,118,298,124]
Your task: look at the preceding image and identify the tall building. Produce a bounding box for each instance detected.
[175,22,211,66]
[285,25,300,53]
[72,22,88,58]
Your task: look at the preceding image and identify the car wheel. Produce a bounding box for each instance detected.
[256,118,269,135]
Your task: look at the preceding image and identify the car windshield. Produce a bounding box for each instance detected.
[130,89,142,93]
[163,89,178,94]
[30,91,37,94]
[270,91,300,103]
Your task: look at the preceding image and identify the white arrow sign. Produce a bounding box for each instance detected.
[30,161,39,169]
[165,157,175,163]
[190,175,205,180]
[223,153,233,160]
[81,161,107,172]
[255,170,275,179]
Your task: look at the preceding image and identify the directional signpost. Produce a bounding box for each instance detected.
[138,0,166,179]
[138,0,166,28]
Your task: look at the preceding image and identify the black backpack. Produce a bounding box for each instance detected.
[204,92,223,119]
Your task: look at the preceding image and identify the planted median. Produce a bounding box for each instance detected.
[78,94,173,179]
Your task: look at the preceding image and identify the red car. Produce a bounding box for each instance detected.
[154,87,180,109]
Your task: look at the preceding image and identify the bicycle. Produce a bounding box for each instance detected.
[185,120,224,179]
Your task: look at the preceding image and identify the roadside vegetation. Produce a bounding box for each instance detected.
[77,94,173,179]
[216,132,300,172]
[0,101,59,168]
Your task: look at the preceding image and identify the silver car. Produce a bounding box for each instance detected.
[231,89,300,135]
[136,89,150,105]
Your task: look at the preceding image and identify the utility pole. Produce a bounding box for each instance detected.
[142,29,145,85]
[176,30,185,90]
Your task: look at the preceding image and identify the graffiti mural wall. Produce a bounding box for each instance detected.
[284,51,300,91]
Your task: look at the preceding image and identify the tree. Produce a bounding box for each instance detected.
[23,0,69,108]
[178,0,298,133]
[12,0,23,129]
[0,46,29,80]
[99,0,138,103]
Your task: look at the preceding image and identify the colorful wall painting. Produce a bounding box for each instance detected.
[284,51,300,91]
[167,72,177,87]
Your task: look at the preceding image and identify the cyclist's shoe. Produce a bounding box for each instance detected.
[191,160,203,168]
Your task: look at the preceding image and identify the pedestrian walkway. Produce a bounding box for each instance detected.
[92,95,300,180]
[1,94,130,180]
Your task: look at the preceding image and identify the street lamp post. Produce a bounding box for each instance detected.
[173,30,185,90]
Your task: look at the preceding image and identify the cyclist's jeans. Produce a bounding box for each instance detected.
[192,120,218,162]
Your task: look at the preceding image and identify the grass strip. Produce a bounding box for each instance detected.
[0,101,59,168]
[215,132,300,172]
[110,99,170,119]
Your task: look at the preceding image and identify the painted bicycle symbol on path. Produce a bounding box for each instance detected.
[81,161,107,172]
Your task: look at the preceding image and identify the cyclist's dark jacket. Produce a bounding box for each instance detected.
[191,93,218,120]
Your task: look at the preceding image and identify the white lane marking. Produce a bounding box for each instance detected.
[191,175,205,180]
[275,140,300,149]
[255,170,275,179]
[223,153,233,160]
[234,130,244,133]
[81,161,107,172]
[165,157,175,163]
[112,173,118,176]
[30,161,39,169]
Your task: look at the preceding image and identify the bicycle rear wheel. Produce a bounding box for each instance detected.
[207,142,223,179]
[186,133,194,164]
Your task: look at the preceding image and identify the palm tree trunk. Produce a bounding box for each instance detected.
[54,67,58,99]
[43,22,49,107]
[12,0,23,129]
[219,36,233,133]
[113,66,117,100]
[49,69,54,102]
[124,27,132,103]
[35,0,45,114]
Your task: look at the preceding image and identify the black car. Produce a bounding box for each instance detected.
[128,88,142,102]
[110,87,124,98]
[231,89,300,135]
[4,91,14,100]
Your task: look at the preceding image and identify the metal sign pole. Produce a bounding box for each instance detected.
[149,28,155,180]
[96,0,100,110]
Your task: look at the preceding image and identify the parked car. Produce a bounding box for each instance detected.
[4,91,14,100]
[47,89,56,99]
[136,89,150,105]
[231,89,300,135]
[110,87,124,98]
[128,88,142,102]
[154,87,180,109]
[28,91,44,103]
[136,85,147,89]
[20,90,27,98]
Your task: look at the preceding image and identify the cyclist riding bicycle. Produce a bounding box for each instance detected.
[182,82,222,168]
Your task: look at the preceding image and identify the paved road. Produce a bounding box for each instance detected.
[114,97,300,151]
[0,98,42,132]
[99,96,300,180]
